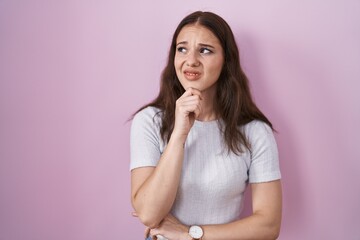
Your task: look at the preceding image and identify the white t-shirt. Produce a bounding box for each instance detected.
[130,106,281,226]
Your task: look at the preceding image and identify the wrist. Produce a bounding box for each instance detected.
[182,226,192,240]
[169,131,188,146]
[188,225,204,240]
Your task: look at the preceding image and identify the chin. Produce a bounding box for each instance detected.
[181,83,201,91]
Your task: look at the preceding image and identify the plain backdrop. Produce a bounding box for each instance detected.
[1,0,359,239]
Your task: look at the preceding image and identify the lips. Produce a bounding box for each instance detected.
[184,70,201,80]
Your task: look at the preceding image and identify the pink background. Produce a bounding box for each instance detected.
[1,0,359,239]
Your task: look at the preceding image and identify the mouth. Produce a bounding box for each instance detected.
[184,70,201,80]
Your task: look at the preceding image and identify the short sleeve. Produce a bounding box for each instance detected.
[246,121,281,183]
[130,107,163,171]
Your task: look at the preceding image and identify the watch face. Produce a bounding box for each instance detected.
[189,225,203,238]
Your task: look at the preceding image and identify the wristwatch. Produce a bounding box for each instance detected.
[189,225,203,239]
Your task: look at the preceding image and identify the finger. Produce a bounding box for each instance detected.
[179,88,194,99]
[194,106,201,118]
[179,100,202,112]
[156,235,167,240]
[179,99,201,107]
[187,87,202,99]
[180,104,202,119]
[149,228,155,236]
[176,99,201,113]
[177,105,201,117]
[148,228,156,240]
[145,227,150,238]
[149,228,162,237]
[131,212,138,217]
[180,87,202,99]
[177,95,201,104]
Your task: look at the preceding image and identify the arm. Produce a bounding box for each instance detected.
[201,180,282,240]
[131,134,186,228]
[131,88,202,228]
[148,180,282,240]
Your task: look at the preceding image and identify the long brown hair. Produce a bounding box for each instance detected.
[134,11,273,154]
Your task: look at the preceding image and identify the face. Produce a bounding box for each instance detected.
[174,24,224,95]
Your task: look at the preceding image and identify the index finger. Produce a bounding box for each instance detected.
[183,87,202,99]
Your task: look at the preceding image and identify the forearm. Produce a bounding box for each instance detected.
[202,182,282,240]
[202,213,281,240]
[146,212,281,240]
[132,134,186,227]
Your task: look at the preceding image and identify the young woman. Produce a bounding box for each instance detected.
[130,11,282,240]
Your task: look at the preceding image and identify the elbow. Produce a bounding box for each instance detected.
[256,213,281,240]
[137,212,163,229]
[254,209,281,239]
[132,201,163,228]
[265,222,281,240]
[259,226,280,240]
[268,228,280,240]
[271,217,281,239]
[131,195,168,228]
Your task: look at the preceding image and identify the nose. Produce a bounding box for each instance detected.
[186,51,200,67]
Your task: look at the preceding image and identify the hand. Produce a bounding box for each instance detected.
[132,212,190,240]
[173,88,202,140]
[149,214,191,240]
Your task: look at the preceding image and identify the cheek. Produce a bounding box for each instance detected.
[174,58,185,78]
[174,54,183,68]
[174,58,179,69]
[216,58,225,73]
[174,59,182,79]
[209,61,224,75]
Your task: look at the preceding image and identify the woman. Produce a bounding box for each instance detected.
[130,11,282,240]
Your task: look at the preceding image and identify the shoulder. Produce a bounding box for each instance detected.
[132,106,163,126]
[242,120,277,153]
[130,106,164,145]
[244,121,281,183]
[243,120,273,137]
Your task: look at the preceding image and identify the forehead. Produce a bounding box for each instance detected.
[176,24,221,45]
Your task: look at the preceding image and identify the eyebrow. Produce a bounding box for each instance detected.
[176,41,215,49]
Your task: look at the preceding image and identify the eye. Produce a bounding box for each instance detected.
[177,47,187,53]
[200,47,213,54]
